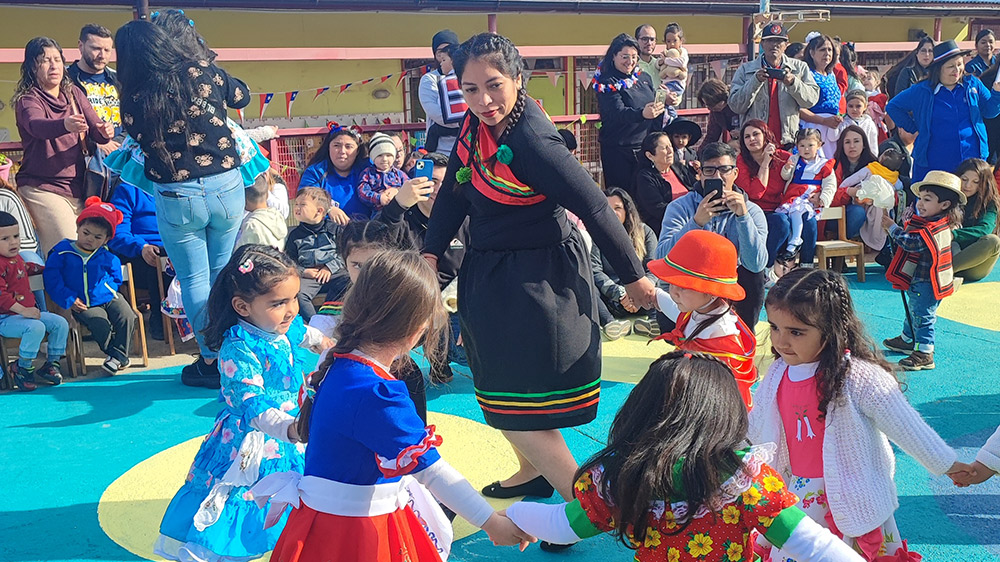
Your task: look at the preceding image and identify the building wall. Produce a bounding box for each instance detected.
[0,5,973,140]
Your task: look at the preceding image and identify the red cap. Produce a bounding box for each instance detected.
[648,230,745,301]
[76,196,124,238]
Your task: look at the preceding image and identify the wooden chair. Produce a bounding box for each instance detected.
[155,256,176,356]
[0,274,84,390]
[68,263,149,373]
[815,206,866,282]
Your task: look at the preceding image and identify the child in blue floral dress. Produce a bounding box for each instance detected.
[155,245,329,562]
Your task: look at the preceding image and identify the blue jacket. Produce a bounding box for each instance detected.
[886,76,1000,169]
[44,239,123,309]
[656,189,769,273]
[108,182,162,259]
[298,160,370,218]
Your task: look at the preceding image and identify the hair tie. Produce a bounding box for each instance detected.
[496,144,514,165]
[150,10,159,18]
[682,352,693,359]
[843,348,852,362]
[238,258,254,274]
[189,19,195,26]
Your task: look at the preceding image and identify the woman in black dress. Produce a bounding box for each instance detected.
[423,33,656,505]
[595,33,666,193]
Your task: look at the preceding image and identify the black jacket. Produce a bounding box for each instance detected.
[376,198,469,289]
[285,216,345,273]
[596,68,661,148]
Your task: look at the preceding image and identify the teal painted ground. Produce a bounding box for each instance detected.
[2,265,998,562]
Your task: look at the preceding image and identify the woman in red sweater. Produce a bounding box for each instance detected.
[13,37,113,255]
[734,119,808,268]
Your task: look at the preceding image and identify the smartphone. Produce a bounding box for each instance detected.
[654,89,668,106]
[765,66,787,80]
[703,178,724,201]
[413,159,434,182]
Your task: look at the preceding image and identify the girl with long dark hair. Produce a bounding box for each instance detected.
[953,157,1000,281]
[886,36,934,98]
[116,20,251,387]
[423,33,655,528]
[505,350,864,561]
[13,36,114,255]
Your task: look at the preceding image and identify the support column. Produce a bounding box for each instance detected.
[934,17,942,41]
[488,13,497,34]
[134,0,149,20]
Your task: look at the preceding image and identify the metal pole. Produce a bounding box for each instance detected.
[488,13,497,34]
[135,0,149,20]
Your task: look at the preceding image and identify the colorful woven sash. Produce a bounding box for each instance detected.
[886,214,954,299]
[454,112,546,206]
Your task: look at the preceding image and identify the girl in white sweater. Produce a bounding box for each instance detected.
[749,268,969,562]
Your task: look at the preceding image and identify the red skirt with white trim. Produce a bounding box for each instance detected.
[269,504,443,562]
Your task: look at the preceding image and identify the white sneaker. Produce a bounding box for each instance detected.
[102,356,123,375]
[601,319,632,341]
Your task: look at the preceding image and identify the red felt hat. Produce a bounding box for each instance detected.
[648,230,745,301]
[76,196,124,238]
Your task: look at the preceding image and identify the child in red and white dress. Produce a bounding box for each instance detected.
[778,129,836,264]
[648,230,757,409]
[251,251,532,561]
[505,351,863,562]
[751,268,970,561]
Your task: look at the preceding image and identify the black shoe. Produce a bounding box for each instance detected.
[430,363,454,384]
[148,316,165,341]
[36,361,63,385]
[8,362,37,392]
[181,357,220,389]
[481,475,554,499]
[540,541,574,552]
[883,336,914,354]
[776,247,800,266]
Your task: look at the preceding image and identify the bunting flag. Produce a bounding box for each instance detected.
[360,78,374,85]
[314,86,330,101]
[710,59,727,81]
[380,74,392,83]
[339,83,353,94]
[258,93,274,119]
[576,69,590,88]
[546,71,560,87]
[396,72,408,88]
[236,107,244,124]
[285,91,299,118]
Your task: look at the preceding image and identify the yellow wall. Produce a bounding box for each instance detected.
[0,5,977,139]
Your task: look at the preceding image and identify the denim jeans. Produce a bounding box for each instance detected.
[902,281,939,352]
[0,311,69,361]
[765,211,817,266]
[153,169,244,358]
[824,203,865,240]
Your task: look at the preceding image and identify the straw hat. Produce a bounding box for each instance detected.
[648,230,745,301]
[911,170,967,204]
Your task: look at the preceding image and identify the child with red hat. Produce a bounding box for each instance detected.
[649,229,758,409]
[43,197,137,375]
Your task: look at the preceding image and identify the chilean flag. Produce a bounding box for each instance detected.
[259,93,274,119]
[285,91,299,118]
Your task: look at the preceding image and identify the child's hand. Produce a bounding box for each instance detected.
[380,188,399,206]
[328,206,350,226]
[808,192,821,208]
[482,511,537,550]
[881,214,895,231]
[314,267,332,284]
[71,298,88,313]
[19,306,41,320]
[620,291,639,313]
[949,460,995,487]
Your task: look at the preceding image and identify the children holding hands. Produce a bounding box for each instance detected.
[43,197,136,375]
[0,211,68,391]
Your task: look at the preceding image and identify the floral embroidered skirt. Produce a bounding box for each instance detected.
[770,475,905,562]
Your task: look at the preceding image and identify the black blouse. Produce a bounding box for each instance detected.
[423,99,645,284]
[596,68,660,148]
[122,62,250,183]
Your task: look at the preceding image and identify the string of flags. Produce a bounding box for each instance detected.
[242,57,751,121]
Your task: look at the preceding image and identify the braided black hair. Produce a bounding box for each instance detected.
[765,268,896,417]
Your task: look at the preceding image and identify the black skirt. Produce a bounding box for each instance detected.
[458,231,601,431]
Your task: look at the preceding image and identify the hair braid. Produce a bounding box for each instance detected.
[496,86,527,147]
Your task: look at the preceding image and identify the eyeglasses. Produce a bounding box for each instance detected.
[638,37,657,42]
[700,165,737,176]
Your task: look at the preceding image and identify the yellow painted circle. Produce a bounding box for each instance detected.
[98,413,521,560]
[937,282,1000,332]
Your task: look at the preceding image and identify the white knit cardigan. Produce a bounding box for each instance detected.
[747,357,956,537]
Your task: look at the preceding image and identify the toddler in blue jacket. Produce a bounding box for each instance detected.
[44,197,137,375]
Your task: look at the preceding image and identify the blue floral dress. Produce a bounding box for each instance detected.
[155,317,312,562]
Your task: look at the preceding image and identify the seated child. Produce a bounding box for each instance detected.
[357,133,408,211]
[665,117,701,181]
[0,211,68,391]
[505,351,863,562]
[882,171,965,371]
[285,187,349,322]
[0,185,46,309]
[839,147,905,252]
[779,128,836,264]
[236,173,287,250]
[43,197,137,375]
[831,90,879,150]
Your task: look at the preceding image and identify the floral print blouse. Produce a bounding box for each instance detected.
[121,61,250,183]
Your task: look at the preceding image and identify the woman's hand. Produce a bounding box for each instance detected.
[482,512,537,550]
[141,244,161,268]
[762,143,776,161]
[64,114,88,134]
[625,277,656,310]
[101,121,116,139]
[824,115,844,129]
[328,206,350,226]
[642,102,665,120]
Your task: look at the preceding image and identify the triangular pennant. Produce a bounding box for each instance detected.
[339,83,352,94]
[285,91,298,119]
[576,70,589,88]
[710,59,727,81]
[380,74,391,83]
[258,93,274,119]
[236,107,244,124]
[360,78,373,85]
[546,71,560,88]
[313,87,330,101]
[396,72,408,88]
